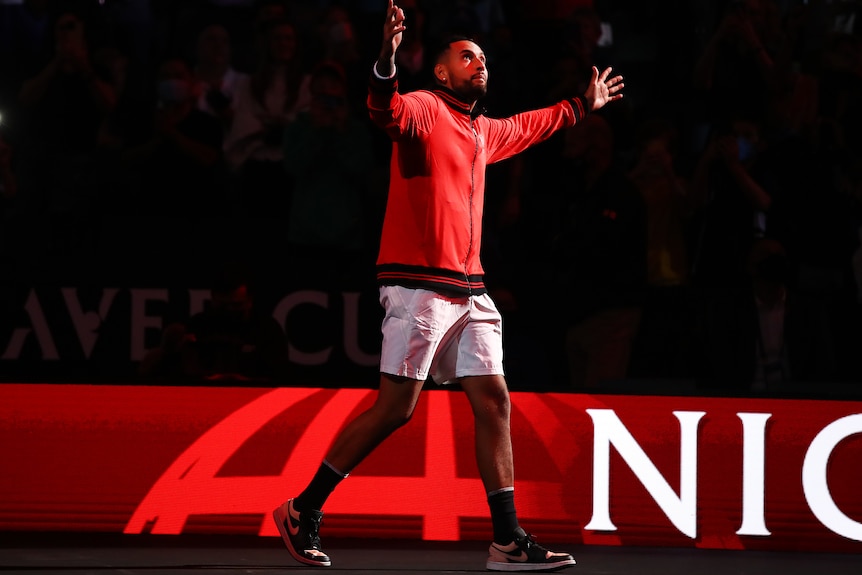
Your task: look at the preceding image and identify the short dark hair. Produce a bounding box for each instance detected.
[433,34,476,63]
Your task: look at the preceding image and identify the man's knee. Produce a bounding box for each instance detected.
[375,373,424,430]
[463,375,511,420]
[379,402,416,430]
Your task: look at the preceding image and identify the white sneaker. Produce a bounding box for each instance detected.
[486,527,576,571]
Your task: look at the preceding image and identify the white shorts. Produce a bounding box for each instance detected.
[378,285,505,385]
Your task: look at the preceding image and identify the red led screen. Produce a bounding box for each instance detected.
[0,384,860,553]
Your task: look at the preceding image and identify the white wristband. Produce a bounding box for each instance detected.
[373,62,397,80]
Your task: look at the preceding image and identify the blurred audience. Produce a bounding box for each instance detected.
[315,5,364,91]
[689,111,775,292]
[222,16,311,219]
[551,114,648,389]
[282,61,376,266]
[626,117,699,380]
[694,237,838,393]
[16,10,117,257]
[693,0,783,129]
[121,57,226,218]
[192,23,248,132]
[390,0,429,93]
[0,0,859,394]
[139,260,289,383]
[0,0,56,107]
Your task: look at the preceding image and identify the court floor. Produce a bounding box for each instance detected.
[0,533,858,575]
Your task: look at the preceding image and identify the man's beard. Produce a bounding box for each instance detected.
[453,78,487,102]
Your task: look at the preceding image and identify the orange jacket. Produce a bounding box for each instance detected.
[368,73,589,296]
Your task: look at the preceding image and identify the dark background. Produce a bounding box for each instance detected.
[0,0,860,397]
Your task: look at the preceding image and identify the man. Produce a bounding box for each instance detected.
[273,1,624,571]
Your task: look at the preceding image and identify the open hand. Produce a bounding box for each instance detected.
[584,66,624,111]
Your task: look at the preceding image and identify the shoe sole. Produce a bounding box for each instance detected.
[272,505,331,567]
[486,558,577,572]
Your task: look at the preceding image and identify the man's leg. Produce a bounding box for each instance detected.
[461,374,516,544]
[323,373,425,474]
[461,374,576,572]
[460,374,513,493]
[274,373,424,567]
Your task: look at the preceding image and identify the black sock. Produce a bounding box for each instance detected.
[488,487,519,545]
[293,461,347,513]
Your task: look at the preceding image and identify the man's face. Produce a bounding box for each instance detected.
[198,25,231,67]
[270,24,297,63]
[440,40,488,101]
[157,59,194,108]
[211,285,252,322]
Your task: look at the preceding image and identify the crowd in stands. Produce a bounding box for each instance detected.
[1,0,861,394]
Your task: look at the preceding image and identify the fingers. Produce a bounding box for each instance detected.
[602,68,624,96]
[599,67,622,84]
[386,1,406,29]
[597,67,624,89]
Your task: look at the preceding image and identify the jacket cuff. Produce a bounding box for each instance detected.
[569,95,591,122]
[369,63,397,94]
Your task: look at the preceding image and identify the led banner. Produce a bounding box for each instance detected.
[0,384,860,553]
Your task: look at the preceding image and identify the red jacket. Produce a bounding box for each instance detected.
[368,72,589,296]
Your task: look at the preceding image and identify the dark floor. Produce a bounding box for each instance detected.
[0,533,859,575]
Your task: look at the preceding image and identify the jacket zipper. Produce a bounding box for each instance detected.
[465,118,479,296]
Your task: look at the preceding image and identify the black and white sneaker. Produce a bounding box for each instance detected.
[486,527,576,572]
[273,499,331,567]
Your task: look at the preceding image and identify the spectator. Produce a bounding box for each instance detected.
[689,112,775,291]
[18,11,116,112]
[93,45,136,152]
[764,123,862,386]
[317,4,362,72]
[551,114,648,389]
[0,0,54,107]
[282,61,376,265]
[692,0,783,127]
[390,0,428,93]
[139,261,289,383]
[192,23,248,132]
[695,237,837,393]
[308,4,375,119]
[121,57,226,219]
[222,16,311,218]
[626,117,698,380]
[16,10,117,257]
[200,0,259,73]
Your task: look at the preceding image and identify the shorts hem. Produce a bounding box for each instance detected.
[438,366,505,385]
[380,365,428,381]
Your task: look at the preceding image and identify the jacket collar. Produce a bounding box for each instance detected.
[432,86,486,119]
